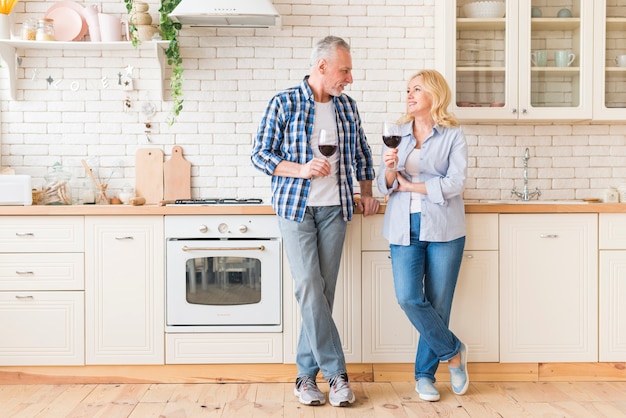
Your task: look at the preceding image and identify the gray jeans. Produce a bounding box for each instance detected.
[278,206,347,380]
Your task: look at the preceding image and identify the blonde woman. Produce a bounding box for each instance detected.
[377,69,469,402]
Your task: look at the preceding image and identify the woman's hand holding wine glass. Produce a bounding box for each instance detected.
[382,122,402,171]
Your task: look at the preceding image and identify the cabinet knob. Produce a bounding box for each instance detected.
[522,108,528,114]
[512,108,517,114]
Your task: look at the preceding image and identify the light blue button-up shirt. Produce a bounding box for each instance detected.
[376,121,467,245]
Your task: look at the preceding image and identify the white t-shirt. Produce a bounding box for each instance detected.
[404,148,422,213]
[307,101,340,206]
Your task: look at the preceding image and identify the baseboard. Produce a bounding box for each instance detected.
[0,362,624,384]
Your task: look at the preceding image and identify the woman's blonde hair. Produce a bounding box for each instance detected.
[397,69,459,128]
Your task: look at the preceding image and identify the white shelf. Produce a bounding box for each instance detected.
[0,39,170,100]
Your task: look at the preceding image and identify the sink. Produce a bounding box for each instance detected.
[484,200,588,204]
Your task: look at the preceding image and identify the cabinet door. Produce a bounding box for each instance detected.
[282,217,362,363]
[599,251,626,361]
[85,216,164,364]
[450,250,499,362]
[593,0,626,120]
[436,0,593,121]
[362,251,417,362]
[500,214,598,362]
[0,291,84,365]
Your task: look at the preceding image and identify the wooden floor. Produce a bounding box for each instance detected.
[2,381,626,417]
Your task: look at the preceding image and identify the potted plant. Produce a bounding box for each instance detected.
[125,0,183,125]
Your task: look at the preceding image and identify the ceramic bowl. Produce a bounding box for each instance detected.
[463,1,506,18]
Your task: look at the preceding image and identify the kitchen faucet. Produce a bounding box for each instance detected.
[511,148,541,201]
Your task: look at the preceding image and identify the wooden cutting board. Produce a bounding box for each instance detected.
[163,145,191,200]
[135,148,164,204]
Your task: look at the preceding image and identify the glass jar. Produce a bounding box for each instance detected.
[42,162,72,205]
[119,184,135,204]
[35,18,55,41]
[21,18,37,41]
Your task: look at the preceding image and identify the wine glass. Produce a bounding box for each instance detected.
[318,129,338,159]
[382,122,402,171]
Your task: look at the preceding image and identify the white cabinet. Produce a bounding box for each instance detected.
[500,214,598,362]
[436,0,594,121]
[598,214,626,361]
[0,216,84,366]
[361,213,499,363]
[283,217,362,364]
[85,216,164,364]
[450,214,499,362]
[593,0,626,120]
[361,214,416,362]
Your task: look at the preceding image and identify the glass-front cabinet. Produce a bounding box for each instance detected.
[594,0,626,120]
[436,0,594,121]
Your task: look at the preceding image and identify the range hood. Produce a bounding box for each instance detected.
[168,0,281,28]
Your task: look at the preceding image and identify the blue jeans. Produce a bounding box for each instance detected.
[390,212,465,382]
[278,206,347,380]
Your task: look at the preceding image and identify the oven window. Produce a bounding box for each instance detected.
[185,256,262,305]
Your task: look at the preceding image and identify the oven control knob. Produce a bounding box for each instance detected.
[199,225,209,233]
[218,223,229,234]
[238,225,248,233]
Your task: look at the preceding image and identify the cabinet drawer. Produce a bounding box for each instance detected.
[361,214,387,251]
[0,291,84,365]
[0,216,84,252]
[599,214,626,249]
[0,253,84,291]
[465,214,498,250]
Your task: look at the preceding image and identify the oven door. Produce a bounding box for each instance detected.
[166,238,281,328]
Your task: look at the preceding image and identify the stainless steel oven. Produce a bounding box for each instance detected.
[165,212,282,332]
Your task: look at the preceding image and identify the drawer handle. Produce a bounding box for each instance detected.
[540,234,559,238]
[15,232,35,237]
[16,271,35,275]
[464,254,474,259]
[15,295,34,300]
[115,236,134,240]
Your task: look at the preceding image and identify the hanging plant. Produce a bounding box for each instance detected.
[124,0,184,125]
[123,0,139,47]
[159,0,184,126]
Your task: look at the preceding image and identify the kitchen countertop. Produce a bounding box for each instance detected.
[1,202,626,215]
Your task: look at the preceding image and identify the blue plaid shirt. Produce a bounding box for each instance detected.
[251,76,376,222]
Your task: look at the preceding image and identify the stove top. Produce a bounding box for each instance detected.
[168,198,264,206]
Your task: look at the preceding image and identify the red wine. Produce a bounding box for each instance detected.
[383,135,401,148]
[319,145,337,157]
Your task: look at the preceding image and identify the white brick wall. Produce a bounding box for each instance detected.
[1,0,625,203]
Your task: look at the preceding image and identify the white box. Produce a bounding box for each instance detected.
[0,175,32,205]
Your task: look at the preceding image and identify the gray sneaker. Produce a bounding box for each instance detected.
[294,376,326,406]
[328,373,355,407]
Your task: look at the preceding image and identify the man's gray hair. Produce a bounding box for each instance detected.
[310,36,351,68]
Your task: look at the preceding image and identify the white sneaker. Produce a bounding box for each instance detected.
[328,373,355,407]
[294,376,326,406]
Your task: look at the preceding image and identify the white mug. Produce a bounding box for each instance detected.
[98,13,129,42]
[555,50,575,67]
[616,55,626,67]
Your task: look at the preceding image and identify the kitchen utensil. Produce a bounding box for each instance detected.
[163,145,191,200]
[135,148,164,204]
[555,50,575,67]
[615,55,626,67]
[130,196,146,206]
[531,50,548,67]
[462,1,505,18]
[45,7,84,41]
[81,159,108,204]
[83,5,101,42]
[45,0,88,41]
[98,13,128,42]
